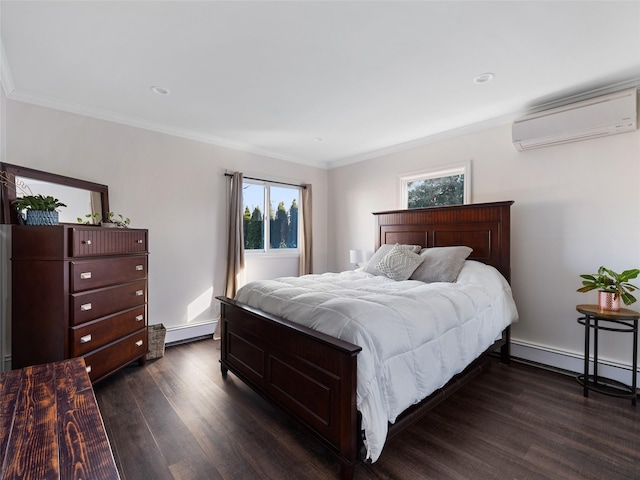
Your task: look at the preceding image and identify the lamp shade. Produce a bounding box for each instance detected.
[349,249,366,264]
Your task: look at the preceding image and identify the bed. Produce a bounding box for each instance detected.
[216,201,515,479]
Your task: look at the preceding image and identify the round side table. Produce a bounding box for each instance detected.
[576,304,639,406]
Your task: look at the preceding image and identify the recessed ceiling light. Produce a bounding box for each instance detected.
[150,85,170,95]
[473,73,494,84]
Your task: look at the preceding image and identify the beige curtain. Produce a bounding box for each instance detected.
[224,172,245,298]
[299,183,313,275]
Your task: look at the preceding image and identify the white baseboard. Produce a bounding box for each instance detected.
[164,319,217,345]
[1,320,219,371]
[512,339,639,387]
[2,355,10,372]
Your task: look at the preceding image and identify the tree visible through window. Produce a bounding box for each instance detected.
[401,163,469,209]
[242,182,300,251]
[407,174,464,208]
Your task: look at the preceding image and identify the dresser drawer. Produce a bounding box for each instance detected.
[70,306,147,356]
[70,256,147,292]
[70,228,148,257]
[71,280,147,326]
[83,329,147,383]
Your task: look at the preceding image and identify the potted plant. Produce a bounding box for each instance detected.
[13,194,67,225]
[103,212,130,229]
[577,266,640,311]
[77,212,102,225]
[77,211,130,228]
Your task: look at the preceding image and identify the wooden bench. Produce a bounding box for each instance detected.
[0,357,120,480]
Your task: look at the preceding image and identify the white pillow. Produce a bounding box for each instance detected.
[363,244,422,276]
[376,244,424,281]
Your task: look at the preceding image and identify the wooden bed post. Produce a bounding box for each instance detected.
[217,297,362,478]
[501,325,511,364]
[340,464,355,480]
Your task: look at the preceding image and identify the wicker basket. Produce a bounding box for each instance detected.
[147,324,166,360]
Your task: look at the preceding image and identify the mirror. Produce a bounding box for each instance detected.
[0,163,109,225]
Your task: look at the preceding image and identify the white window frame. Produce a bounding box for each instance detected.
[243,179,302,257]
[399,162,471,209]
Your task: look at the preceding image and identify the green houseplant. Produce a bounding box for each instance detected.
[14,194,67,225]
[77,211,130,228]
[104,212,130,228]
[577,266,640,311]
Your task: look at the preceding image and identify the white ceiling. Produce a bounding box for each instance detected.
[1,1,639,169]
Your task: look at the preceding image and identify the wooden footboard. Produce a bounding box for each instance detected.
[217,296,362,478]
[218,296,510,479]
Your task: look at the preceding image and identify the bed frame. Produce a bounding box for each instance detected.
[217,201,513,479]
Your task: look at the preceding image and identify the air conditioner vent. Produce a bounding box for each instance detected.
[512,88,637,151]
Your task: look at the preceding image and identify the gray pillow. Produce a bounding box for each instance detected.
[409,246,473,283]
[363,244,422,276]
[376,244,424,281]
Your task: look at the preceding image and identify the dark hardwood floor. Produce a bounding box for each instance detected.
[94,339,639,480]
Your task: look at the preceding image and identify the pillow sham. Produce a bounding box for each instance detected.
[375,244,424,281]
[409,246,473,283]
[363,243,422,276]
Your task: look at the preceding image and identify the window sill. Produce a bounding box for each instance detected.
[246,251,300,260]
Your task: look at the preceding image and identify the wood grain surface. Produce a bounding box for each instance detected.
[0,357,120,480]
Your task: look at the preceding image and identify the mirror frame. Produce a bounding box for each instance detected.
[0,162,110,225]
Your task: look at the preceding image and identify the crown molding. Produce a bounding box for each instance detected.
[327,78,640,169]
[0,40,16,97]
[4,66,639,172]
[326,115,516,169]
[5,88,329,170]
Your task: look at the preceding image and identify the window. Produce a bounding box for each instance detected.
[242,181,300,252]
[400,163,470,209]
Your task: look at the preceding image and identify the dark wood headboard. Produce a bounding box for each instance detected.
[373,201,514,283]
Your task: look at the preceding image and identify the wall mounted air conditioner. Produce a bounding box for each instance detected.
[512,88,637,151]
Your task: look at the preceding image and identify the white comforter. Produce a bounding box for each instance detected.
[235,260,518,462]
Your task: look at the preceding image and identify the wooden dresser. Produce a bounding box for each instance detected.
[11,225,148,383]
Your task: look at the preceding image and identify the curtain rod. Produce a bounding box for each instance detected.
[224,173,307,189]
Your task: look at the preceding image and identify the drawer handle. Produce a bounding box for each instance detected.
[135,265,144,271]
[135,340,143,347]
[86,365,92,374]
[83,240,92,245]
[80,272,92,279]
[136,239,143,244]
[135,315,144,322]
[135,290,144,296]
[80,334,92,344]
[80,303,92,311]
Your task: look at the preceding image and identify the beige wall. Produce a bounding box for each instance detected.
[328,121,640,376]
[3,99,328,350]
